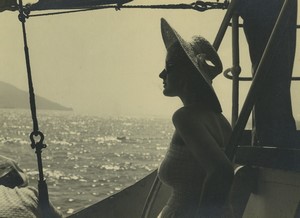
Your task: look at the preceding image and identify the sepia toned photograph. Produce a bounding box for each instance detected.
[1,0,300,217]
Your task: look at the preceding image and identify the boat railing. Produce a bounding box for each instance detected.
[221,0,300,173]
[214,2,300,216]
[223,14,300,125]
[212,0,299,163]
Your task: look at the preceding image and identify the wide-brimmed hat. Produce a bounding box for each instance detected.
[0,155,28,188]
[161,18,223,112]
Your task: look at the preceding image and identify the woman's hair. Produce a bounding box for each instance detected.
[168,42,219,112]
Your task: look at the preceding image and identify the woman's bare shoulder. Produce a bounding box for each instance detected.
[172,106,231,132]
[172,107,195,122]
[172,106,231,148]
[172,107,210,127]
[172,106,217,121]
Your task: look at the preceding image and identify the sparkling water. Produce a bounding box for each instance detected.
[0,109,174,216]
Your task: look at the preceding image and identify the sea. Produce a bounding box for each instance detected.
[0,109,174,216]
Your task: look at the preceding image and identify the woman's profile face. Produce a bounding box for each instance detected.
[159,48,188,97]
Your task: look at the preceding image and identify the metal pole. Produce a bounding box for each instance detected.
[231,13,241,126]
[140,175,162,218]
[213,0,239,51]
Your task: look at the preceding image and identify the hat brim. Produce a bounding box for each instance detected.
[161,18,222,112]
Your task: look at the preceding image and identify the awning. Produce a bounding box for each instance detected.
[0,0,18,12]
[29,0,132,10]
[0,0,132,12]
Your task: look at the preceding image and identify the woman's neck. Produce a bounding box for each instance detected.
[180,95,205,108]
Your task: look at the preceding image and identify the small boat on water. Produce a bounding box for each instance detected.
[1,0,300,217]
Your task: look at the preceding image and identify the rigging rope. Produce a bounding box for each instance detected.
[26,0,229,17]
[18,1,51,217]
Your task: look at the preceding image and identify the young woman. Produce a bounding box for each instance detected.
[158,18,234,218]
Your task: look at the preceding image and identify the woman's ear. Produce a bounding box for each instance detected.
[182,79,190,94]
[182,71,199,95]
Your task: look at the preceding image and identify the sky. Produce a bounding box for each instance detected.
[1,0,300,121]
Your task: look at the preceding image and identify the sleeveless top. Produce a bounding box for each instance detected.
[158,140,204,199]
[158,140,203,217]
[157,113,229,217]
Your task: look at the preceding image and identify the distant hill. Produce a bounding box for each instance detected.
[0,81,72,111]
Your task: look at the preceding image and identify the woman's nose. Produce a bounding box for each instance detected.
[159,69,167,79]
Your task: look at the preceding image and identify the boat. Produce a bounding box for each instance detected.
[1,0,300,217]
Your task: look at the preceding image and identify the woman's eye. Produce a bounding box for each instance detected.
[166,64,175,71]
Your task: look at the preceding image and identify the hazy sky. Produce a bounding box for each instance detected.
[1,0,300,120]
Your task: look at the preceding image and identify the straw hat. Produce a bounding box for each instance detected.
[161,18,223,112]
[0,155,28,188]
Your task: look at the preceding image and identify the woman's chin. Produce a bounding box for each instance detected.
[162,89,170,96]
[163,89,177,97]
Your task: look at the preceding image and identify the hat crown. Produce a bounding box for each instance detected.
[190,36,223,81]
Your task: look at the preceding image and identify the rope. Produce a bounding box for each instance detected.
[18,1,50,217]
[18,8,38,133]
[26,1,229,18]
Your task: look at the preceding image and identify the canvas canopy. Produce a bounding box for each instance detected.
[0,0,132,12]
